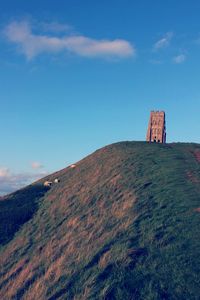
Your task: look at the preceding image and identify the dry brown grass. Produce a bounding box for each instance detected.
[111,192,136,219]
[186,171,200,183]
[0,189,135,300]
[22,280,47,300]
[98,249,112,269]
[194,207,200,212]
[193,150,200,163]
[73,286,91,300]
[0,143,137,299]
[0,235,28,266]
[1,142,200,299]
[44,255,66,282]
[67,216,80,228]
[0,263,33,299]
[110,173,122,185]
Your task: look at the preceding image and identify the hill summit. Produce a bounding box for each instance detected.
[0,141,200,299]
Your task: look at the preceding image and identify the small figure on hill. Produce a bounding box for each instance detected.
[44,181,52,187]
[70,164,76,169]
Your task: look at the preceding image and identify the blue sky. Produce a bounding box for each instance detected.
[1,0,200,194]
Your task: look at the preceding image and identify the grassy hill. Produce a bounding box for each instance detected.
[0,141,200,300]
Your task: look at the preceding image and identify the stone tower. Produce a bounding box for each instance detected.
[146,111,166,143]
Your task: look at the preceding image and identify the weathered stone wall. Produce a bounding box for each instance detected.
[146,111,166,143]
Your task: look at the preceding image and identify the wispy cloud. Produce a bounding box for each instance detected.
[0,167,48,195]
[153,32,173,51]
[40,21,72,33]
[173,54,186,64]
[31,161,44,169]
[4,21,135,60]
[0,167,10,178]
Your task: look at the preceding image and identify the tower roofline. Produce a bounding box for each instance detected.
[150,110,165,113]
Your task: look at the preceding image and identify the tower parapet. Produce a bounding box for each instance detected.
[146,111,166,143]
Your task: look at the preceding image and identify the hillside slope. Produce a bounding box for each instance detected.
[0,141,200,300]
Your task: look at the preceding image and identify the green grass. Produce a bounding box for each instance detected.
[0,142,200,299]
[0,184,49,246]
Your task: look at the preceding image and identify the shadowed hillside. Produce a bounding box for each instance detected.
[0,141,200,300]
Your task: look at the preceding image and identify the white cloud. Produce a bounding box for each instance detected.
[4,21,135,60]
[31,161,43,169]
[153,32,173,51]
[0,167,10,178]
[173,54,186,64]
[0,166,48,195]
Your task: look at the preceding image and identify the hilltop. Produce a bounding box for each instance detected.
[0,141,200,300]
